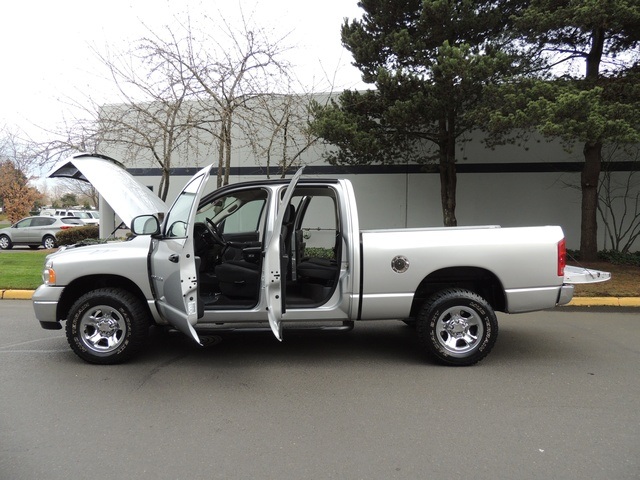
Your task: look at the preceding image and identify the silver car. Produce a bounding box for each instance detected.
[0,216,83,250]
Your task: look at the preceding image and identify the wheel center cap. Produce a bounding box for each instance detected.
[446,317,468,336]
[97,318,118,335]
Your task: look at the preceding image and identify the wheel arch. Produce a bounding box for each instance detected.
[57,274,152,322]
[410,267,506,317]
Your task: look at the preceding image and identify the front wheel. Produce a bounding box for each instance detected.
[66,288,150,364]
[416,288,498,366]
[0,234,13,250]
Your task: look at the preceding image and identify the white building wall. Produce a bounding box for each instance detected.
[102,104,639,252]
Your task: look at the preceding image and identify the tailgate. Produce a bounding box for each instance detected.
[564,265,611,284]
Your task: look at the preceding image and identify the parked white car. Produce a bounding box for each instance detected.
[40,209,100,226]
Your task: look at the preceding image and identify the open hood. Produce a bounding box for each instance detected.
[47,153,168,226]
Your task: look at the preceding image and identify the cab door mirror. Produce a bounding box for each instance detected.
[131,215,160,235]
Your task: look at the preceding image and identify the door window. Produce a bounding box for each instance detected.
[31,217,50,227]
[15,218,34,228]
[164,173,206,238]
[196,188,268,240]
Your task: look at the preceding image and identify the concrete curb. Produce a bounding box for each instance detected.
[1,290,36,300]
[2,289,640,307]
[564,297,640,307]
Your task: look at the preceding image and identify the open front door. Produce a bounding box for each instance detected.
[149,165,213,344]
[264,167,305,341]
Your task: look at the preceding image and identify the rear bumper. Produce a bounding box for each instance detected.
[505,285,574,313]
[557,285,574,306]
[32,284,64,329]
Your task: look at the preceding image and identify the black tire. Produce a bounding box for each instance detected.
[66,288,150,364]
[0,234,13,250]
[42,235,57,249]
[416,288,498,366]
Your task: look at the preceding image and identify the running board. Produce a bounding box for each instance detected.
[193,321,355,335]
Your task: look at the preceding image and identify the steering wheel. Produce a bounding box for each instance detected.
[205,217,227,247]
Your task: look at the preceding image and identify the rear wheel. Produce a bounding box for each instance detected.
[66,288,150,364]
[42,235,57,249]
[0,234,13,250]
[416,288,498,366]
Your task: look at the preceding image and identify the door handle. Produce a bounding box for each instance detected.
[169,254,179,263]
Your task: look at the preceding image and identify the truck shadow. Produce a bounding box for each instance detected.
[144,321,426,367]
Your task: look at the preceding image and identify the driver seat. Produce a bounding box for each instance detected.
[214,204,295,299]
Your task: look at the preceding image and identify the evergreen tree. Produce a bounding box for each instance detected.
[487,0,640,260]
[311,0,529,226]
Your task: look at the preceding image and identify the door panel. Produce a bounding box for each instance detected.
[149,165,213,344]
[264,167,305,340]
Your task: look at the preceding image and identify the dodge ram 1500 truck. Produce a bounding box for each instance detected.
[32,154,610,366]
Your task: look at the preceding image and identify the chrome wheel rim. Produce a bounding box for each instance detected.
[78,305,127,355]
[435,305,484,357]
[0,236,9,249]
[43,237,55,249]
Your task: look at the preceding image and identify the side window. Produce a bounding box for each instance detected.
[15,218,33,228]
[32,217,55,226]
[196,188,268,241]
[293,188,339,260]
[220,199,266,235]
[164,172,206,238]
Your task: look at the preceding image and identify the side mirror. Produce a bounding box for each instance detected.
[131,215,161,235]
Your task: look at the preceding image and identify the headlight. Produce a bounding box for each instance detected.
[43,260,56,285]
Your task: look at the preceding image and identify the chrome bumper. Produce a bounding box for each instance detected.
[32,285,65,329]
[557,284,575,306]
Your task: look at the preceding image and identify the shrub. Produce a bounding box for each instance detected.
[568,249,640,267]
[56,225,100,246]
[303,247,335,260]
[597,250,640,267]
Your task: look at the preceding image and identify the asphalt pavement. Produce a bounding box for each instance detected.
[1,301,639,480]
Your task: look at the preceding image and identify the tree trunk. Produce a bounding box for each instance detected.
[580,141,601,260]
[579,27,605,261]
[159,168,170,201]
[224,116,232,186]
[216,121,226,188]
[439,116,457,227]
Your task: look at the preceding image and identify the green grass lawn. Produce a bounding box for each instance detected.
[0,251,48,289]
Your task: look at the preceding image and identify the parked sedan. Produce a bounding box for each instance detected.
[0,216,83,250]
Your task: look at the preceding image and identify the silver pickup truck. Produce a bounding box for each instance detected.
[33,154,609,366]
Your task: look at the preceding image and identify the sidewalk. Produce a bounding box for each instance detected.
[3,288,640,307]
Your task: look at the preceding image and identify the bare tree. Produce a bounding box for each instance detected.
[242,91,321,178]
[93,37,205,201]
[140,12,292,187]
[598,146,640,253]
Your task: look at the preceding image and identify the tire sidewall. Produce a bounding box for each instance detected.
[0,235,12,249]
[67,291,137,364]
[42,235,56,249]
[419,290,498,366]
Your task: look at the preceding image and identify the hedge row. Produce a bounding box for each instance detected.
[56,225,100,246]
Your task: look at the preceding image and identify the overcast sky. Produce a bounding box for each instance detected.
[1,0,367,137]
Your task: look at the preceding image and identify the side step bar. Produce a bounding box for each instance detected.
[192,321,355,335]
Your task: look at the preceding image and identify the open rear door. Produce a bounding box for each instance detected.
[149,165,213,344]
[264,167,305,341]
